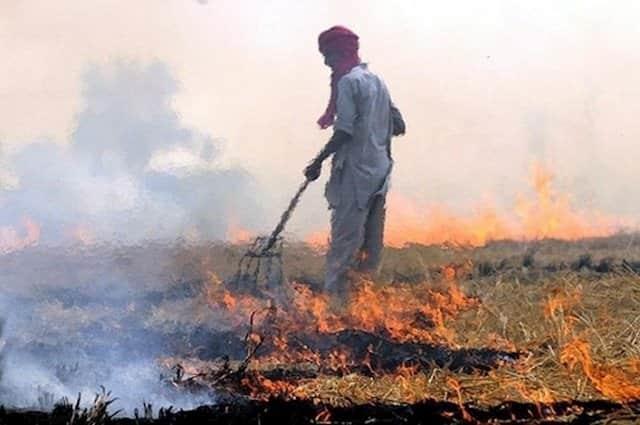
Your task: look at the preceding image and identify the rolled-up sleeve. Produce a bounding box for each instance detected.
[333,77,357,135]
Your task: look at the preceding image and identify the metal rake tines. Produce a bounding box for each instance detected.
[234,236,284,292]
[231,179,311,294]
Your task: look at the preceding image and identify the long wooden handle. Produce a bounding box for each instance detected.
[260,178,311,253]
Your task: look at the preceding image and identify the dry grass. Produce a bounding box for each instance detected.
[205,234,640,407]
[264,270,640,407]
[3,234,640,410]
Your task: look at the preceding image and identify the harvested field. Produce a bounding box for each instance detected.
[1,234,640,423]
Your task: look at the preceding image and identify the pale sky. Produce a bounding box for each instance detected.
[2,0,640,240]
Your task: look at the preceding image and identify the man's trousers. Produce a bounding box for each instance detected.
[324,193,386,295]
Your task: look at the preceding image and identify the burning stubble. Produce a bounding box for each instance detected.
[1,230,640,420]
[160,245,640,411]
[305,161,634,252]
[0,61,261,414]
[0,15,639,423]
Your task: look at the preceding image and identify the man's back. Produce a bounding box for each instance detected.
[328,64,393,210]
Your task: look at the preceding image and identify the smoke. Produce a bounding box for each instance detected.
[0,60,258,247]
[0,353,213,414]
[0,61,261,414]
[0,317,5,384]
[0,244,224,414]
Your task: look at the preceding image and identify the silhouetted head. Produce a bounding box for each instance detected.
[318,26,359,69]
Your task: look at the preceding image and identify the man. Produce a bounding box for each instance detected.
[304,26,405,297]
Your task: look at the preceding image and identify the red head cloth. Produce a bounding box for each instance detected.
[317,26,360,129]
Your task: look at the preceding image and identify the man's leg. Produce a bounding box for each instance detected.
[357,193,386,274]
[324,198,368,296]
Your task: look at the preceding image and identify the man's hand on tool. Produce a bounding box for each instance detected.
[304,158,322,181]
[304,130,352,182]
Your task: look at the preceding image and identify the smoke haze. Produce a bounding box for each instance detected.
[1,61,257,247]
[0,60,256,413]
[3,0,640,239]
[1,0,640,414]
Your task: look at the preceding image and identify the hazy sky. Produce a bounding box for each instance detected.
[2,0,640,239]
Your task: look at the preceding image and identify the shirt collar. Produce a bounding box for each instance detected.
[348,62,368,73]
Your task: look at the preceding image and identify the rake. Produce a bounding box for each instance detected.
[231,178,311,294]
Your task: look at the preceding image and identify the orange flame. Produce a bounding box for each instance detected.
[305,230,330,253]
[291,276,477,345]
[241,374,297,400]
[446,377,474,422]
[0,217,40,254]
[561,338,640,402]
[70,223,96,245]
[226,216,252,244]
[306,162,628,249]
[514,163,617,240]
[543,287,582,321]
[509,381,556,405]
[204,271,478,373]
[542,287,640,402]
[543,287,583,346]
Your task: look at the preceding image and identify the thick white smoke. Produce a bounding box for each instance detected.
[0,61,259,247]
[0,61,260,414]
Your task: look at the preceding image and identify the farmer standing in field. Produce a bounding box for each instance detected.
[304,26,405,298]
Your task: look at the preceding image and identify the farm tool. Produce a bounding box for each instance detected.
[231,178,311,293]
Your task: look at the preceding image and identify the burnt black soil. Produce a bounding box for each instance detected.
[2,398,639,425]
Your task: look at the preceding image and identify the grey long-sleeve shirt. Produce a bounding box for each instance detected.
[325,63,394,210]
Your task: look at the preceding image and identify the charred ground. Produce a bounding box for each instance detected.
[0,234,639,423]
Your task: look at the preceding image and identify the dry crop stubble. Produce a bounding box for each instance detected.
[123,235,640,406]
[1,234,640,423]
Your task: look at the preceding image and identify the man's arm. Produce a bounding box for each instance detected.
[304,130,351,181]
[305,76,356,181]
